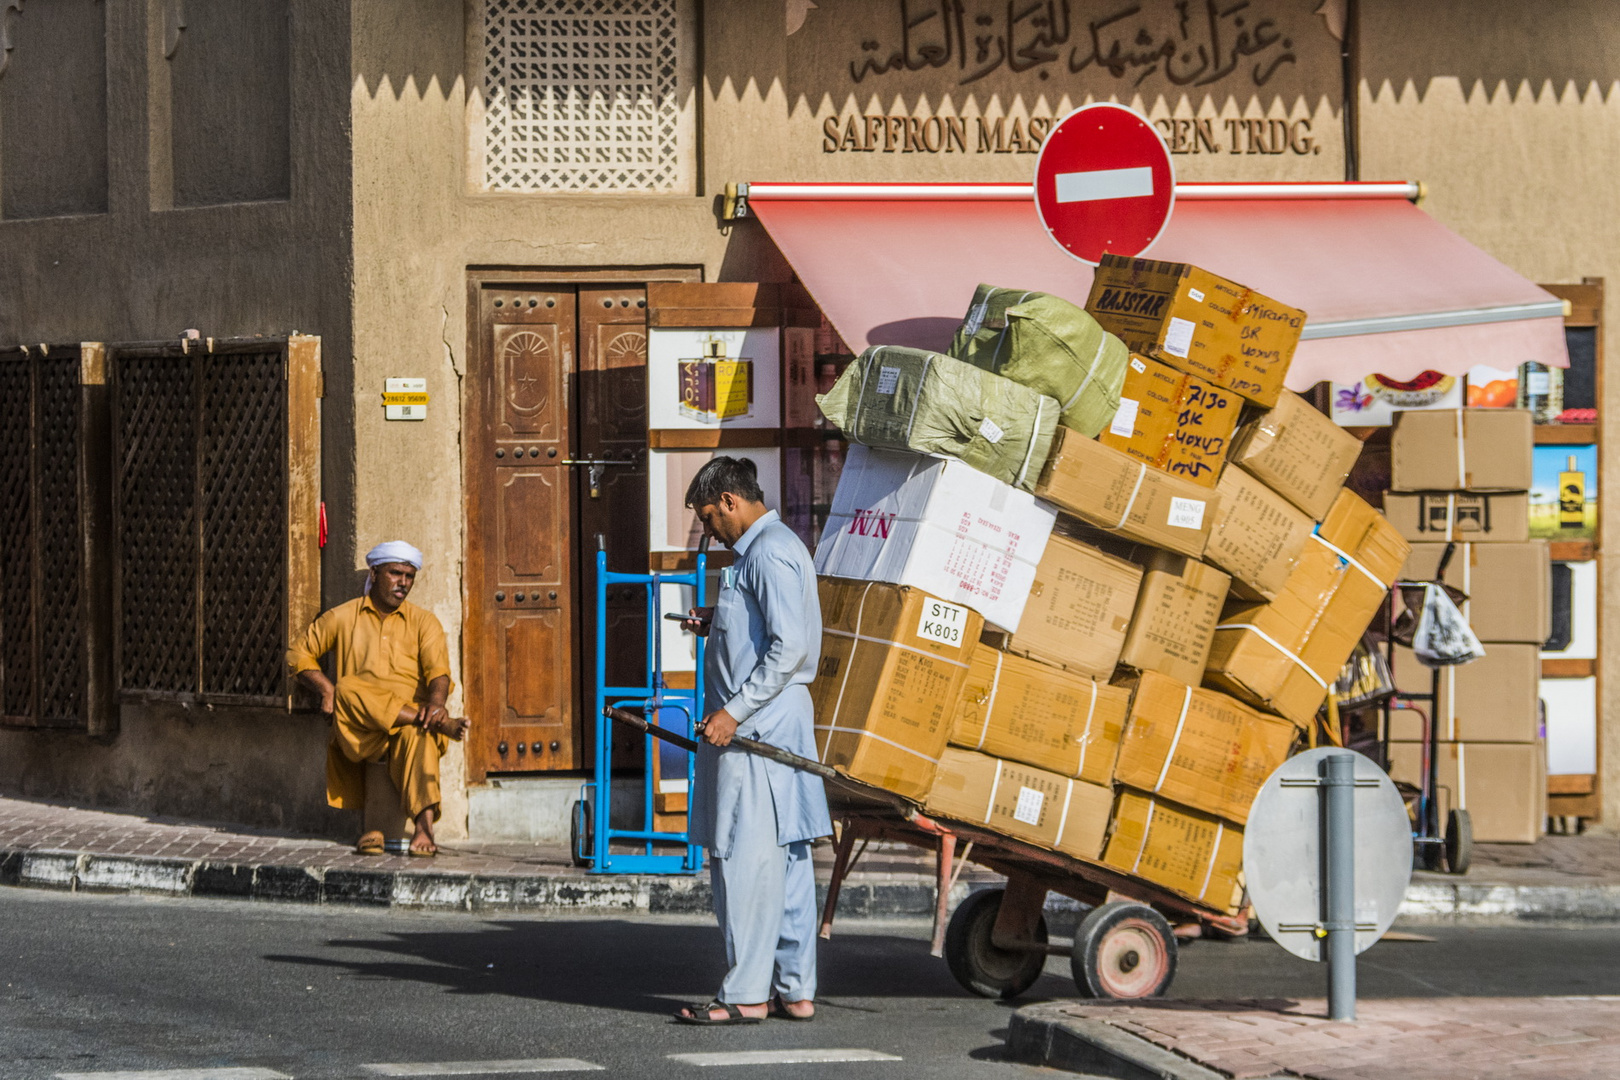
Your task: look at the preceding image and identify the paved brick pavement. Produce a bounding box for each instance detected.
[1018,996,1620,1080]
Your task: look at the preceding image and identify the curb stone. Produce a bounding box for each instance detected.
[1007,1004,1258,1080]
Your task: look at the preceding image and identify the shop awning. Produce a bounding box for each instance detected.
[739,182,1568,390]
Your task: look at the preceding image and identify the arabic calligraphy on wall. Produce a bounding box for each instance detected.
[821,112,1320,155]
[847,0,1328,92]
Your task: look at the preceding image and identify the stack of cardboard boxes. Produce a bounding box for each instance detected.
[807,255,1410,916]
[1383,409,1550,843]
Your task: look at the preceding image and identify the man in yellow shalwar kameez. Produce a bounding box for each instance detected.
[287,541,470,856]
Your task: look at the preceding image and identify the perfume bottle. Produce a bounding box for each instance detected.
[1560,455,1586,530]
[1518,361,1563,424]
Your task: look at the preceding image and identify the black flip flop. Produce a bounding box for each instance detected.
[769,994,816,1022]
[673,1000,763,1026]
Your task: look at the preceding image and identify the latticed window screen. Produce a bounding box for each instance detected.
[481,0,683,192]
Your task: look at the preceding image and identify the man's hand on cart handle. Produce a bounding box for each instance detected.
[699,708,738,747]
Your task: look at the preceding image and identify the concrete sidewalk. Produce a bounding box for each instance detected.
[2,794,1619,921]
[1009,996,1620,1079]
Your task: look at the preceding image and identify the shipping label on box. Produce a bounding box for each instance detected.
[1400,541,1551,644]
[1118,551,1231,686]
[926,747,1114,860]
[812,579,984,801]
[1228,389,1362,520]
[1102,790,1246,913]
[1204,466,1315,601]
[1389,408,1534,492]
[1036,427,1219,558]
[1085,255,1305,409]
[1382,492,1531,544]
[984,533,1143,678]
[1387,741,1546,844]
[814,445,1057,632]
[1113,672,1299,824]
[948,649,1130,786]
[1098,354,1241,489]
[1389,643,1540,743]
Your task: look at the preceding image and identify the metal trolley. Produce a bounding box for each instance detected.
[571,539,709,875]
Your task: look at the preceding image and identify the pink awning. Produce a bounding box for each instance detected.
[741,183,1567,390]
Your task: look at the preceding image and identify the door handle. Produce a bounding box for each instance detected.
[559,458,635,500]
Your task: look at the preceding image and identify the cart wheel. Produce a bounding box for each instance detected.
[569,799,592,868]
[1445,808,1473,875]
[943,888,1048,1000]
[1071,901,1178,1000]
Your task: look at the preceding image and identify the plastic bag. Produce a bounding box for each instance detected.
[1410,583,1486,667]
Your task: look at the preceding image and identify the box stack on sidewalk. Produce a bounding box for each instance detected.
[1383,408,1549,843]
[805,256,1408,916]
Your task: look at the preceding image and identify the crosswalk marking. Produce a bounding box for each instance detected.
[667,1049,902,1067]
[361,1061,604,1076]
[56,1070,292,1080]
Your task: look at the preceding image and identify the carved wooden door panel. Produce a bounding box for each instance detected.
[469,285,578,778]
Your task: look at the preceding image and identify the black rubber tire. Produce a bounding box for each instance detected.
[1071,901,1178,1000]
[569,799,592,868]
[1445,808,1473,875]
[943,888,1049,1000]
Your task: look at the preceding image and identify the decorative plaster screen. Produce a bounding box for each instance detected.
[481,0,686,193]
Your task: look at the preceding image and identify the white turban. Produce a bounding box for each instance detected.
[366,541,424,570]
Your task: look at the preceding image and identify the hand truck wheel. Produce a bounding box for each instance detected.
[1445,808,1473,875]
[943,887,1048,1000]
[569,799,592,868]
[1071,901,1178,999]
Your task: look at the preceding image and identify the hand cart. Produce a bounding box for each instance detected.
[571,539,708,874]
[607,705,1246,1001]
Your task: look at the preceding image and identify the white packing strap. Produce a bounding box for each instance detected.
[813,725,942,765]
[1454,409,1467,488]
[1131,797,1156,874]
[1073,678,1099,777]
[1460,542,1472,621]
[1054,780,1075,847]
[1444,493,1456,540]
[1153,686,1195,793]
[1108,464,1148,531]
[1014,394,1046,490]
[974,651,1005,750]
[904,351,934,445]
[1059,330,1109,413]
[1199,821,1226,901]
[1310,531,1383,589]
[1215,622,1328,690]
[1456,743,1467,811]
[823,582,877,762]
[983,759,1005,825]
[822,627,974,670]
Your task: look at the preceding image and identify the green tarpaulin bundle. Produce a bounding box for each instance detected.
[948,283,1129,437]
[816,345,1059,492]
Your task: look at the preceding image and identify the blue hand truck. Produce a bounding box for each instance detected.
[570,537,708,874]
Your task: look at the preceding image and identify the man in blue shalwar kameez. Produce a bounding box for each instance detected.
[673,456,833,1026]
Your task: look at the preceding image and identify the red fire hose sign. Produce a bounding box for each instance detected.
[1033,103,1176,266]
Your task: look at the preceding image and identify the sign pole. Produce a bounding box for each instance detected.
[1323,750,1357,1021]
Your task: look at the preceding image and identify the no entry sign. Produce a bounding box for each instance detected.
[1033,103,1176,266]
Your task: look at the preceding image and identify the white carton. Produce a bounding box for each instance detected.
[813,446,1057,632]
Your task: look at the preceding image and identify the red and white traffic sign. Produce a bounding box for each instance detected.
[1033,103,1176,266]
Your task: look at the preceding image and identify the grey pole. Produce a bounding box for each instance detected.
[1323,750,1357,1021]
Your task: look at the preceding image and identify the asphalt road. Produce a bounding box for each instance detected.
[6,887,1620,1079]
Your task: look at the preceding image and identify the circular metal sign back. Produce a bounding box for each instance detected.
[1243,748,1413,962]
[1032,102,1176,265]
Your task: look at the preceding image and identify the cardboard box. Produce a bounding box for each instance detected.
[1381,492,1531,544]
[926,747,1115,861]
[1387,741,1546,844]
[1203,466,1315,601]
[1118,550,1231,686]
[1114,672,1300,823]
[1228,390,1362,520]
[1102,790,1246,913]
[1206,490,1410,726]
[1400,542,1551,644]
[1035,426,1220,559]
[1085,255,1305,408]
[1388,644,1540,743]
[948,649,1131,786]
[983,533,1143,677]
[811,579,984,801]
[1098,353,1241,489]
[1389,409,1534,492]
[814,445,1057,632]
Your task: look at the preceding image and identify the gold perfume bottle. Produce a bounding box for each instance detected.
[1559,454,1586,530]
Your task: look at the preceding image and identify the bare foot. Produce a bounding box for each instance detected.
[771,995,815,1020]
[409,809,437,856]
[428,715,471,742]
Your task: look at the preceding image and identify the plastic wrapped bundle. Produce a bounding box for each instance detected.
[949,283,1129,437]
[816,345,1059,492]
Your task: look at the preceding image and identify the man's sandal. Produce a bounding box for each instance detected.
[769,994,815,1021]
[355,831,385,856]
[673,1000,762,1026]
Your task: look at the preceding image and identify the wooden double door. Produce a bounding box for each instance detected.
[464,276,654,780]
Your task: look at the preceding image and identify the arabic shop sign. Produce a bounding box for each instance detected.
[822,112,1321,156]
[849,0,1323,90]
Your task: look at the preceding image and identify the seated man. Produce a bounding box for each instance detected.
[287,541,470,856]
